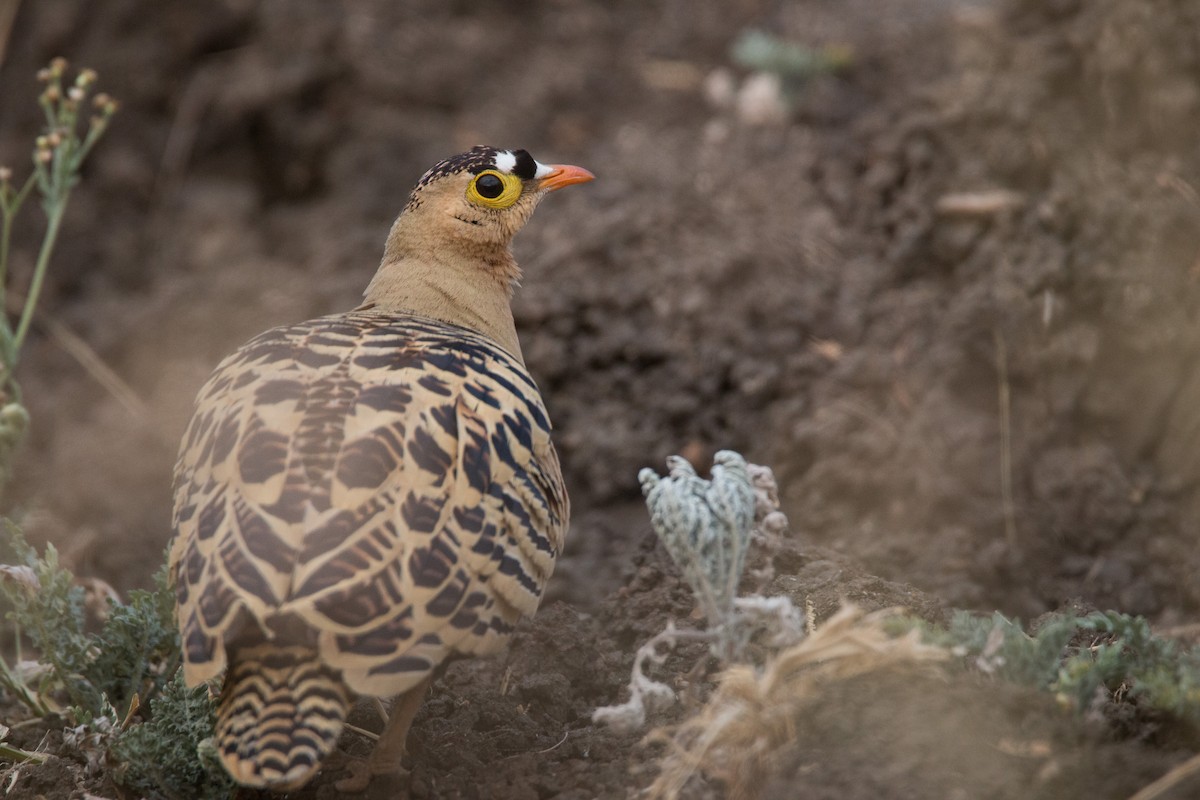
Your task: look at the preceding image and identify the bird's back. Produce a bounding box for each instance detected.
[169,310,568,788]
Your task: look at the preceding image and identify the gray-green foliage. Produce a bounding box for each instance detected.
[0,527,231,798]
[1,522,100,717]
[111,671,234,800]
[925,611,1076,689]
[0,525,176,721]
[87,563,181,716]
[900,610,1200,727]
[1054,612,1200,725]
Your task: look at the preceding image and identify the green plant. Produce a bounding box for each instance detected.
[907,610,1077,688]
[111,670,235,800]
[0,58,230,799]
[898,610,1200,727]
[0,522,89,717]
[0,57,117,489]
[0,526,231,798]
[1055,612,1200,724]
[0,526,177,722]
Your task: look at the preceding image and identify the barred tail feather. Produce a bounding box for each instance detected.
[215,645,350,791]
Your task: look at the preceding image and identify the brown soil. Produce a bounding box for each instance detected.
[2,0,1200,798]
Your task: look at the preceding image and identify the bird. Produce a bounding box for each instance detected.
[168,146,592,791]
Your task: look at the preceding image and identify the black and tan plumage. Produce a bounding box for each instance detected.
[169,146,592,791]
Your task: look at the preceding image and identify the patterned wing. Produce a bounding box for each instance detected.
[169,312,569,696]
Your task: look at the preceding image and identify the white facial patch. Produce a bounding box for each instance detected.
[533,160,555,179]
[494,150,517,174]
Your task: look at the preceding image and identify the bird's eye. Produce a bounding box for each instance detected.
[475,173,504,199]
[466,170,522,209]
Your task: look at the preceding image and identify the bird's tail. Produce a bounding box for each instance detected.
[214,644,350,791]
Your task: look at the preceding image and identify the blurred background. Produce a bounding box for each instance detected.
[0,0,1198,630]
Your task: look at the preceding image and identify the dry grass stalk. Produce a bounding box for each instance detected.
[3,291,152,424]
[994,328,1017,549]
[646,604,949,800]
[1127,751,1200,800]
[0,0,19,70]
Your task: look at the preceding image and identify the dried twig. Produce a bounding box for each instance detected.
[935,189,1024,217]
[994,329,1017,549]
[0,0,19,70]
[41,314,151,420]
[1127,751,1200,800]
[3,290,154,425]
[343,723,380,743]
[0,742,47,763]
[535,729,570,755]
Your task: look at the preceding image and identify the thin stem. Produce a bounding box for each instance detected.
[994,328,1017,549]
[51,128,76,208]
[0,209,12,350]
[11,200,66,360]
[0,0,23,73]
[0,622,51,716]
[73,121,110,168]
[1128,752,1200,800]
[0,742,49,764]
[38,94,56,132]
[0,173,37,341]
[0,660,49,716]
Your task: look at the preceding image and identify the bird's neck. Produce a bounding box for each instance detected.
[362,216,524,361]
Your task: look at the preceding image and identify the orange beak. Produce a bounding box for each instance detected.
[537,164,595,192]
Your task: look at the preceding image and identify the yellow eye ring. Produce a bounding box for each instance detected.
[466,170,523,209]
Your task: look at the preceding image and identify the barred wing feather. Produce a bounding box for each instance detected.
[169,311,568,700]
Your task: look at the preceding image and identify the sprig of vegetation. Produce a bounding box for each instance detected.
[0,57,117,490]
[0,58,229,800]
[594,452,803,732]
[0,527,230,798]
[110,671,235,800]
[896,610,1200,726]
[0,526,177,722]
[0,522,90,717]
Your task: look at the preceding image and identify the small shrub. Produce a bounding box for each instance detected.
[898,609,1200,726]
[0,525,177,721]
[111,671,234,800]
[0,527,229,799]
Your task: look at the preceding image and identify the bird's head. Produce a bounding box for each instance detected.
[369,146,592,354]
[385,145,594,260]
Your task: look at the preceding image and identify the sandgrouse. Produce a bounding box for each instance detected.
[169,146,592,791]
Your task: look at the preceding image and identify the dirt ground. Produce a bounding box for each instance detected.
[2,0,1200,797]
